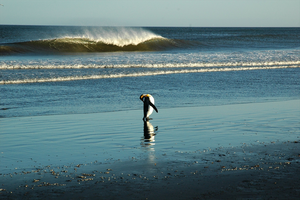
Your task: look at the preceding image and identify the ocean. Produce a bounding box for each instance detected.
[1,26,299,118]
[0,26,300,176]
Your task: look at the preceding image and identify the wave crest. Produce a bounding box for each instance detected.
[79,27,164,47]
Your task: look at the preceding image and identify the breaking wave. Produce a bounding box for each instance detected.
[0,27,185,54]
[0,37,176,54]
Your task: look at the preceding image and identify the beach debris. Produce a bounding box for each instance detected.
[82,173,95,177]
[33,179,40,182]
[37,182,64,187]
[77,178,93,182]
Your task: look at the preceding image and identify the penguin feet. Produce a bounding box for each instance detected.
[143,117,153,121]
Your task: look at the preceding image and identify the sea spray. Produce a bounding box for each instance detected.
[77,27,164,47]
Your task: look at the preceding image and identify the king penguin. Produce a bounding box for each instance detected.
[140,94,158,121]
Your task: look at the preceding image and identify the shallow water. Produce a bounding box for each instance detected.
[1,100,299,174]
[1,67,300,118]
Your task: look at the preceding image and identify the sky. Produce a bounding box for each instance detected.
[0,0,299,27]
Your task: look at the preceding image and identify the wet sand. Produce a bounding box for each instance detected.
[1,100,299,199]
[1,141,299,199]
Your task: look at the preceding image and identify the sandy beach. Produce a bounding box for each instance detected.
[1,100,299,199]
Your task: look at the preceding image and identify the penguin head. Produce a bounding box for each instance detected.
[140,94,150,102]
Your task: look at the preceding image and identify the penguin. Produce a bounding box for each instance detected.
[140,94,158,121]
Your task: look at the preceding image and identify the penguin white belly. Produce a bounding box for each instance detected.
[146,105,153,118]
[146,96,155,117]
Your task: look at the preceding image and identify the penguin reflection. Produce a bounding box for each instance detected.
[143,120,158,143]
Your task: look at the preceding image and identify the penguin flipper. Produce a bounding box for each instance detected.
[149,102,158,113]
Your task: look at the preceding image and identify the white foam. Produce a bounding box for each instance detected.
[1,65,299,85]
[1,61,299,70]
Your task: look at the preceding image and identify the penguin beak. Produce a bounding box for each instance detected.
[140,94,145,101]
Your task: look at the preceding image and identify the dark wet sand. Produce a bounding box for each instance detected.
[1,141,299,199]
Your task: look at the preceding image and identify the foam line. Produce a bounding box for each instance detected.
[1,65,299,85]
[1,61,299,70]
